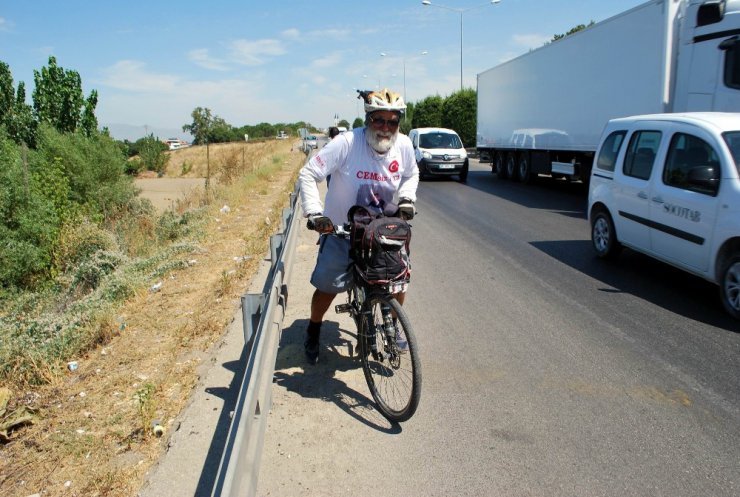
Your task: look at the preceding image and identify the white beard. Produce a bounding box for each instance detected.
[366,128,398,154]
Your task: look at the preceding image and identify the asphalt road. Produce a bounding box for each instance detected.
[256,159,740,496]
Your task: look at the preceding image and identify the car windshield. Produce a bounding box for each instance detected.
[722,131,740,175]
[420,132,462,149]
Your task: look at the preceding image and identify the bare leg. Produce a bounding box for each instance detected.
[310,289,337,322]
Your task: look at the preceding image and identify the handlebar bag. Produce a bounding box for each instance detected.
[351,213,411,285]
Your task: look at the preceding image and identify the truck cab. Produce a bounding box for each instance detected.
[673,0,740,113]
[588,112,740,319]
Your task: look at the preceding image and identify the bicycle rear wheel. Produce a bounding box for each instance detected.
[359,294,421,422]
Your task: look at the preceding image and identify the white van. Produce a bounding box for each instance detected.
[408,127,468,182]
[588,112,740,319]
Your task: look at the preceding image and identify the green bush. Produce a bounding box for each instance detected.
[155,208,206,242]
[137,136,169,175]
[34,125,137,221]
[0,134,60,286]
[125,156,144,176]
[55,218,116,271]
[71,250,125,294]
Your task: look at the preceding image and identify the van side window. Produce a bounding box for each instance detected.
[663,133,720,196]
[623,130,661,180]
[596,131,626,172]
[722,131,740,174]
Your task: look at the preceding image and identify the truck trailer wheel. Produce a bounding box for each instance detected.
[506,154,517,180]
[494,153,506,178]
[518,154,531,184]
[719,254,740,319]
[591,210,621,259]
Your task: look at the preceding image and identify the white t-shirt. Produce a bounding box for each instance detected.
[299,127,419,224]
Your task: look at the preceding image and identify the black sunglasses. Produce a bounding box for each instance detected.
[368,116,400,129]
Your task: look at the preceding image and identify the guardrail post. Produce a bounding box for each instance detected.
[269,233,283,267]
[241,294,264,345]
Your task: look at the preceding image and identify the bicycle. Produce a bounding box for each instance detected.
[312,214,422,422]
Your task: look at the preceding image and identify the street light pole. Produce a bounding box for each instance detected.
[459,10,463,92]
[380,50,428,102]
[422,0,501,91]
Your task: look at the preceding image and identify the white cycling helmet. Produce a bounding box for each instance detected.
[358,88,406,113]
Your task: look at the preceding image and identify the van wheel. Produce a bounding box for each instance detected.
[458,160,469,183]
[506,154,517,180]
[591,210,621,259]
[518,154,531,183]
[418,162,427,181]
[720,255,740,319]
[494,153,506,178]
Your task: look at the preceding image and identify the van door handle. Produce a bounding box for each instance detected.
[652,196,664,204]
[637,191,648,200]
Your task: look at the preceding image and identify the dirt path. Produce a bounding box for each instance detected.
[134,177,206,212]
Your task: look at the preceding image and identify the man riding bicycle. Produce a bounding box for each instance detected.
[298,88,419,364]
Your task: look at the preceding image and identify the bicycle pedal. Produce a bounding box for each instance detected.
[335,303,352,314]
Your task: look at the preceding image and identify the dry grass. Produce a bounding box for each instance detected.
[164,139,300,180]
[0,139,305,496]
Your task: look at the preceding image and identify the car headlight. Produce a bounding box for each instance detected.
[422,151,432,159]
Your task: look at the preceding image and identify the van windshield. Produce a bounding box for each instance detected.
[419,132,462,149]
[722,131,740,174]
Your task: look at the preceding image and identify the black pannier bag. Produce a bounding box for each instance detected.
[348,206,411,286]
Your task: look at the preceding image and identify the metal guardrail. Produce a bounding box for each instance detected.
[211,184,302,497]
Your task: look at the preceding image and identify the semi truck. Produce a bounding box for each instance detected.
[476,0,740,185]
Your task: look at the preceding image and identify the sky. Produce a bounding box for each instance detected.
[0,0,645,141]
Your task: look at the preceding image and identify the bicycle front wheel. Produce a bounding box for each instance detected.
[359,294,421,422]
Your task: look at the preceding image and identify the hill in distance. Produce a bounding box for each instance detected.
[103,122,193,143]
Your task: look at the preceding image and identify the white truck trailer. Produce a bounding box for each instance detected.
[476,0,740,184]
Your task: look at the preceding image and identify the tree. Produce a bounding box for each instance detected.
[352,117,364,129]
[0,63,36,147]
[208,116,233,143]
[137,135,169,176]
[0,62,13,123]
[412,95,443,129]
[338,119,350,130]
[442,89,476,147]
[32,56,97,134]
[80,90,98,137]
[11,82,36,147]
[401,101,415,135]
[182,107,213,146]
[183,107,214,189]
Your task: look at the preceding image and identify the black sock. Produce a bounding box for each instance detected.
[307,320,321,338]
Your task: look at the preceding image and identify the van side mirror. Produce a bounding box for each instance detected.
[688,165,720,194]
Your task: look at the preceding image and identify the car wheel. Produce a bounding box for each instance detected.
[418,162,427,181]
[518,154,531,184]
[591,210,621,259]
[506,154,517,180]
[720,254,740,319]
[458,160,469,183]
[494,153,506,178]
